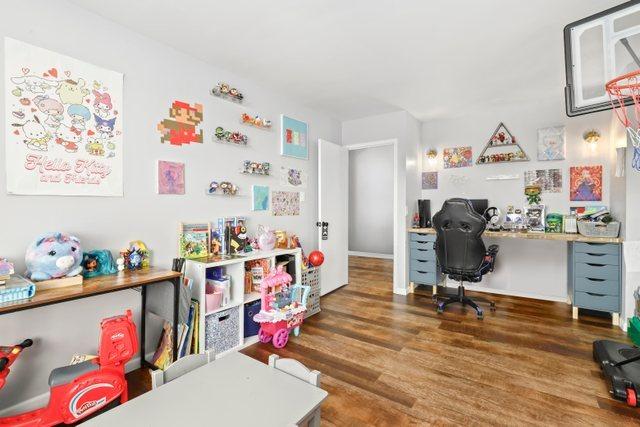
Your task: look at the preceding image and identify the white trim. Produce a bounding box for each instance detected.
[348,251,393,259]
[344,139,401,294]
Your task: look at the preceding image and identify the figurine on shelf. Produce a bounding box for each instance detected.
[211,82,243,102]
[242,161,270,175]
[208,181,238,195]
[116,257,125,272]
[25,232,83,281]
[119,241,149,271]
[241,113,272,129]
[81,250,117,278]
[525,184,542,205]
[214,126,248,145]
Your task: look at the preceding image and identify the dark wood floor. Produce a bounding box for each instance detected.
[131,256,640,425]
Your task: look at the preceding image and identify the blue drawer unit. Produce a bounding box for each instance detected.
[408,233,442,286]
[570,242,622,322]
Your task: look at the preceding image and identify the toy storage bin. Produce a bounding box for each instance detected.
[577,221,620,238]
[243,300,261,338]
[303,267,321,318]
[205,305,239,355]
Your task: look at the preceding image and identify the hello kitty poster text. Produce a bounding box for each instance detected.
[4,37,123,196]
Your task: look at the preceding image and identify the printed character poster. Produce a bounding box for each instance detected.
[252,185,269,211]
[272,191,300,216]
[5,37,123,196]
[280,167,307,188]
[422,172,438,190]
[537,126,565,161]
[157,160,185,195]
[443,146,472,169]
[281,115,308,160]
[524,169,562,193]
[570,165,602,201]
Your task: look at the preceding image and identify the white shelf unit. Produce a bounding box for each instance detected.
[184,248,302,359]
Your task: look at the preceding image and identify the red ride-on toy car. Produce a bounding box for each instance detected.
[0,310,138,426]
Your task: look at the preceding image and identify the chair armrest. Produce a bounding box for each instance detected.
[487,245,499,255]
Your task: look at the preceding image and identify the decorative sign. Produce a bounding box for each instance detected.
[5,37,123,196]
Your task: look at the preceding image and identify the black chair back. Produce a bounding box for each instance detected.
[433,198,487,276]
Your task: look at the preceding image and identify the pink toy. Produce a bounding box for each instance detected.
[253,265,310,348]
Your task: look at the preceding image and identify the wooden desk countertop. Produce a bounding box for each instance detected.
[408,228,623,244]
[0,267,181,315]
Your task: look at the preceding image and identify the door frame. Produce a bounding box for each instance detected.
[345,139,399,292]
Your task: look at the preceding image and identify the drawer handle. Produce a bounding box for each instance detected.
[585,292,605,297]
[416,249,429,252]
[585,278,605,282]
[586,263,606,267]
[416,271,428,274]
[586,253,605,257]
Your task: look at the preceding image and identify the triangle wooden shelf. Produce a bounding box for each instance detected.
[476,122,530,164]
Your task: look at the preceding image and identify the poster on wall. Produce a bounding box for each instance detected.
[4,37,123,196]
[280,115,308,159]
[524,169,562,193]
[443,146,472,168]
[252,185,269,211]
[421,172,438,190]
[537,126,565,161]
[272,191,300,216]
[157,160,185,195]
[569,165,603,201]
[280,167,307,188]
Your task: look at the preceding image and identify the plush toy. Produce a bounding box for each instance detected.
[25,232,83,281]
[81,250,117,278]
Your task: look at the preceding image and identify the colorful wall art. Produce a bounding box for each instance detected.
[157,160,185,195]
[5,38,123,196]
[524,169,562,193]
[252,185,269,211]
[280,167,307,188]
[422,172,438,190]
[272,191,300,216]
[537,126,566,161]
[443,146,473,169]
[569,165,603,201]
[157,101,203,145]
[281,115,308,160]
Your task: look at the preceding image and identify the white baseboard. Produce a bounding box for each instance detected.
[348,251,393,260]
[0,355,146,416]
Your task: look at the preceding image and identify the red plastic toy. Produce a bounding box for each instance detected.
[0,310,138,426]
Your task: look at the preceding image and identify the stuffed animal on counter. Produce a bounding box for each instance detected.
[25,232,83,281]
[81,250,117,278]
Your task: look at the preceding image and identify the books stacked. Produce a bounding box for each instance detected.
[177,299,200,358]
[0,258,36,304]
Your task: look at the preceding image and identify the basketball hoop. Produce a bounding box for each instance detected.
[606,69,640,171]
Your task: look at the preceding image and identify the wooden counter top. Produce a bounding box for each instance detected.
[0,267,181,315]
[408,228,623,244]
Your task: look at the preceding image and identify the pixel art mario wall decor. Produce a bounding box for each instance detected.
[157,100,203,146]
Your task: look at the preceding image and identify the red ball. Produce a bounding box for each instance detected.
[308,250,324,267]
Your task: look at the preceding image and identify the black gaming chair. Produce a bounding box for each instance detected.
[432,198,499,319]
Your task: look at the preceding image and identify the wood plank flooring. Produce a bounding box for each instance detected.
[241,256,639,426]
[126,256,639,425]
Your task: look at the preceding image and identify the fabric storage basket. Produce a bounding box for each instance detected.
[303,267,321,318]
[205,305,240,355]
[243,300,261,338]
[577,221,620,238]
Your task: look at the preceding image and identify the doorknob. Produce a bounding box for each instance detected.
[316,221,329,240]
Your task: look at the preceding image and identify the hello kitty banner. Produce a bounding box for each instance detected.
[4,37,123,196]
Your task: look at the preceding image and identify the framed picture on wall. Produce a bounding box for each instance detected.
[537,126,566,161]
[280,115,308,159]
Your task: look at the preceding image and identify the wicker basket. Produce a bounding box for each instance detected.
[577,221,620,238]
[303,267,321,318]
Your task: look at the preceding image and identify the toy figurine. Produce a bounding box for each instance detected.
[214,126,248,145]
[81,250,117,278]
[241,113,272,129]
[119,241,149,271]
[116,257,125,271]
[211,82,244,102]
[25,232,83,281]
[242,160,270,175]
[525,184,542,205]
[545,213,563,233]
[208,181,238,195]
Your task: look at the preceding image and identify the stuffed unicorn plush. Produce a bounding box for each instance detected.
[25,232,83,281]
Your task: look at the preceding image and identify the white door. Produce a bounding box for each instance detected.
[318,139,349,295]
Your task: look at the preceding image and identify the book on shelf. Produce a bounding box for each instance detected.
[151,320,173,370]
[178,222,210,259]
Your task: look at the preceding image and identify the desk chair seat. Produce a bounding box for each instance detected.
[432,198,499,319]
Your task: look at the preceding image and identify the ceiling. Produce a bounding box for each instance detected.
[72,0,622,121]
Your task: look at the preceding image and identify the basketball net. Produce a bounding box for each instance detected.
[606,69,640,171]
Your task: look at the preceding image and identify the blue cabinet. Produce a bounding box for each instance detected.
[570,242,622,322]
[408,233,443,286]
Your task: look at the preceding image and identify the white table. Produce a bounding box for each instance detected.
[86,352,328,427]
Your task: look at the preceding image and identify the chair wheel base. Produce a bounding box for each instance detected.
[477,311,484,320]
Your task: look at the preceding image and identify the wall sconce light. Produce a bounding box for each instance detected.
[583,130,600,151]
[426,149,437,167]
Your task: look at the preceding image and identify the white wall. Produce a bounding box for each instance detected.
[0,0,341,411]
[342,111,422,294]
[348,145,393,255]
[420,100,621,300]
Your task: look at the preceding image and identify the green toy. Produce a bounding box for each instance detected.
[524,185,542,205]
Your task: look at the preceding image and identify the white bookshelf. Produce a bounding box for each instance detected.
[184,248,302,359]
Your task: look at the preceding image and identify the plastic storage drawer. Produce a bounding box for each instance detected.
[243,300,261,338]
[205,305,240,355]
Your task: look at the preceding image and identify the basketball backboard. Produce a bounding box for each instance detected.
[565,1,640,116]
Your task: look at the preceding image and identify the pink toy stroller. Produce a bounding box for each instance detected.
[253,265,310,348]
